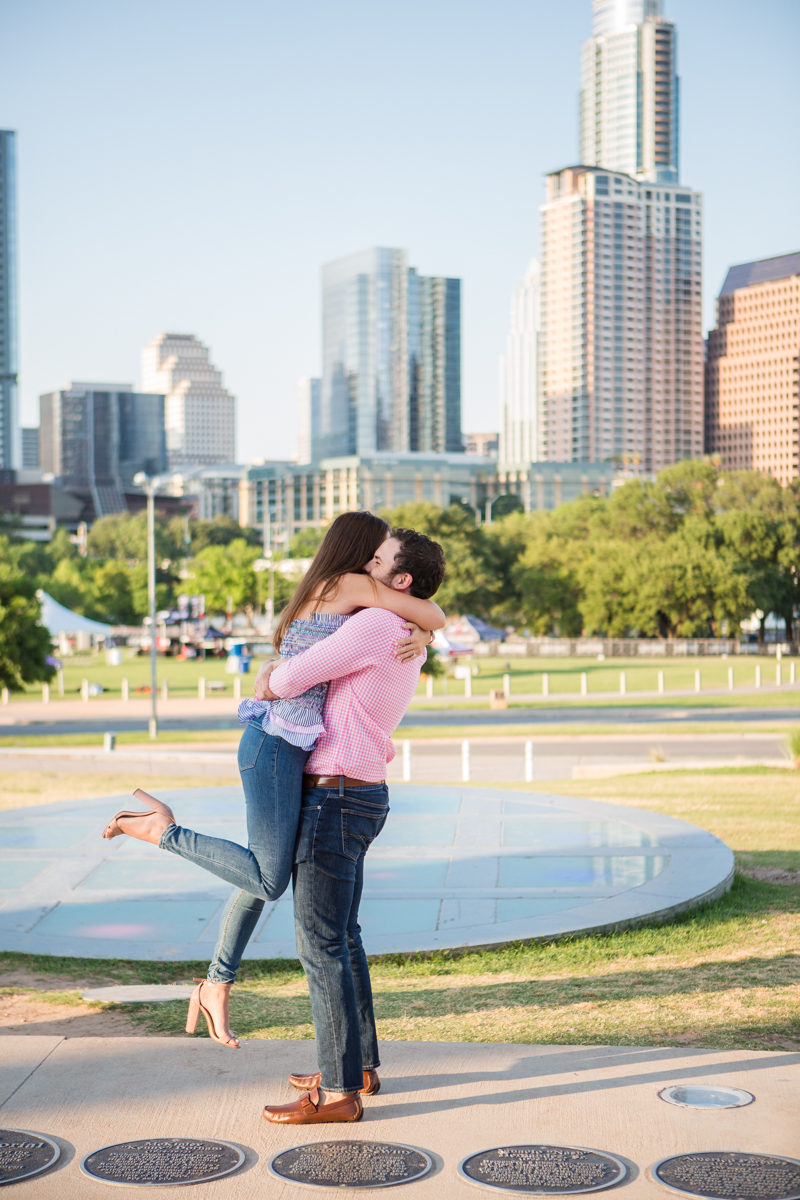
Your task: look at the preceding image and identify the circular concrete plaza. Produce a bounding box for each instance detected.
[0,785,733,960]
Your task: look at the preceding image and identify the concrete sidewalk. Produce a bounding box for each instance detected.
[0,1037,796,1197]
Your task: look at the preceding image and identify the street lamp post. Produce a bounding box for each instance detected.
[134,472,160,739]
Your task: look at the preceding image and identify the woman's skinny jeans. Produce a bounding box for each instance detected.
[158,720,308,983]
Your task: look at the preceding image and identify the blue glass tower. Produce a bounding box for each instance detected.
[318,247,461,461]
[0,131,19,471]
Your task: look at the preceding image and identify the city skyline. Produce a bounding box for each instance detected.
[2,0,797,462]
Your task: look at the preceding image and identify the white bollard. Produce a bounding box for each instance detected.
[234,675,241,701]
[542,673,549,696]
[695,669,701,693]
[81,678,89,702]
[581,672,587,696]
[503,673,511,700]
[198,677,206,700]
[465,672,472,698]
[658,670,664,694]
[755,664,761,688]
[121,677,129,701]
[620,671,626,695]
[728,666,734,690]
[524,740,534,783]
[461,739,471,782]
[1,687,7,705]
[161,679,169,701]
[42,683,50,703]
[426,675,434,699]
[776,661,782,686]
[57,669,64,697]
[402,739,412,781]
[103,732,116,753]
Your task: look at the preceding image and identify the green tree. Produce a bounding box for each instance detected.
[189,539,260,614]
[189,515,261,554]
[381,501,503,617]
[288,527,326,558]
[87,511,183,563]
[0,566,55,690]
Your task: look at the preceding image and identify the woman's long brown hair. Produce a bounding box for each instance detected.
[272,510,390,651]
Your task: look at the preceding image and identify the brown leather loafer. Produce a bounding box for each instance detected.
[263,1086,363,1124]
[288,1068,380,1096]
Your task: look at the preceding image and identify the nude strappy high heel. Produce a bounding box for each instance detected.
[185,979,240,1048]
[102,788,176,840]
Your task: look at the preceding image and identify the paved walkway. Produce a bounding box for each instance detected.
[1,1036,797,1198]
[0,785,732,960]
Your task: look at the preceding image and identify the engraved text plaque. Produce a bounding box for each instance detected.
[652,1152,800,1200]
[459,1145,627,1195]
[269,1140,433,1189]
[80,1138,245,1187]
[0,1129,60,1187]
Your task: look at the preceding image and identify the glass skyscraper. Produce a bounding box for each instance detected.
[39,384,167,519]
[0,131,19,471]
[318,247,461,461]
[580,0,679,184]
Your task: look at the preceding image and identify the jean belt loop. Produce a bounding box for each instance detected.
[338,775,344,798]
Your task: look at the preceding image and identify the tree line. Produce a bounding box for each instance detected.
[1,460,798,688]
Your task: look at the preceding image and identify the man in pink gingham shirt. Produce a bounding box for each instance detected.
[257,527,446,1127]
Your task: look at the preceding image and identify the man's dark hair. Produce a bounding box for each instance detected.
[389,527,446,599]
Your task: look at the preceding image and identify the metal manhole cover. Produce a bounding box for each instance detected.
[80,1138,245,1187]
[458,1145,627,1194]
[0,1129,60,1187]
[651,1152,800,1200]
[269,1140,433,1189]
[658,1086,754,1110]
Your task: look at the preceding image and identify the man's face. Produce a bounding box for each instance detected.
[365,536,408,590]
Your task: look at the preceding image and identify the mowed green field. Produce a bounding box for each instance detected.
[6,651,793,703]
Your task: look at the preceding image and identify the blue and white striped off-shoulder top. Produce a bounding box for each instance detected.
[236,612,349,751]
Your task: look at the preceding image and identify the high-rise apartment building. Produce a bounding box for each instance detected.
[142,333,236,467]
[317,248,461,462]
[0,130,19,471]
[705,252,800,486]
[39,383,167,518]
[539,166,703,469]
[539,0,702,471]
[580,0,679,184]
[499,260,539,465]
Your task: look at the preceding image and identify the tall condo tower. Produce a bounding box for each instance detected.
[142,333,236,467]
[580,0,679,183]
[318,247,461,462]
[499,260,539,465]
[0,131,19,471]
[539,0,702,471]
[539,168,703,469]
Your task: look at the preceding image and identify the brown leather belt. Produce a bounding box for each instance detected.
[302,774,384,791]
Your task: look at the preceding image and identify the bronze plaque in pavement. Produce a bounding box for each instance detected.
[651,1152,800,1200]
[0,1129,60,1186]
[269,1140,433,1189]
[80,1138,245,1187]
[458,1145,627,1195]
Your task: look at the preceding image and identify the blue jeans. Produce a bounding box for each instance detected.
[292,782,389,1093]
[158,721,309,982]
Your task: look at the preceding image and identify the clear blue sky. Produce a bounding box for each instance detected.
[2,0,798,461]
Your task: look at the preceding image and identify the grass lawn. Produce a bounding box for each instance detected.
[7,653,796,703]
[1,768,798,1050]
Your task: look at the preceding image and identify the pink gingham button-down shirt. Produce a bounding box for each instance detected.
[268,608,424,781]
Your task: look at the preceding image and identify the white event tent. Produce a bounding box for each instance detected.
[37,591,112,636]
